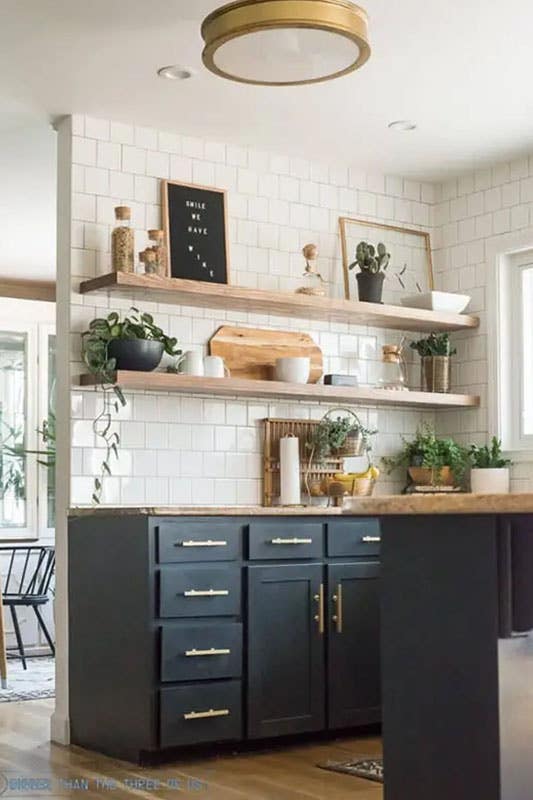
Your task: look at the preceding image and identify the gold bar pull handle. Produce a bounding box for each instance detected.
[183,708,230,721]
[183,589,229,598]
[271,537,313,545]
[185,647,231,657]
[176,540,228,548]
[332,584,343,633]
[361,536,381,543]
[314,583,325,635]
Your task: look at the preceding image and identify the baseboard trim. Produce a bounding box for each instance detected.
[51,712,70,745]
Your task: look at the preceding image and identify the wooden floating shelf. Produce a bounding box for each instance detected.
[79,372,480,410]
[79,272,479,334]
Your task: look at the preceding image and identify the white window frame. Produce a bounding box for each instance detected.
[0,321,38,540]
[488,233,533,458]
[37,323,55,538]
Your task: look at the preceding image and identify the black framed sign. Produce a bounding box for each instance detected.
[161,179,229,284]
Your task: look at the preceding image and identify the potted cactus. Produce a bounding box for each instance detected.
[469,438,512,494]
[349,241,390,303]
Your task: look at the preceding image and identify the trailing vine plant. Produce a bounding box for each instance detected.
[82,308,180,503]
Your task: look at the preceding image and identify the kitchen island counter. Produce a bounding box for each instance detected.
[69,492,533,517]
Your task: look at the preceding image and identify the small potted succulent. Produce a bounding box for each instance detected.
[382,423,469,488]
[349,241,390,303]
[410,332,456,393]
[469,438,512,494]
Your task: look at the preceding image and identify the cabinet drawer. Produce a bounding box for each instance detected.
[159,565,241,618]
[157,521,241,563]
[327,519,381,557]
[248,522,323,560]
[161,623,242,682]
[160,681,242,748]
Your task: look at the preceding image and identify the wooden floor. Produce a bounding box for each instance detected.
[0,700,383,799]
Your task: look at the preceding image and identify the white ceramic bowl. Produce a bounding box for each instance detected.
[275,357,310,384]
[400,291,471,314]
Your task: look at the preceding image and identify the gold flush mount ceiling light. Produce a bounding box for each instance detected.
[201,0,371,86]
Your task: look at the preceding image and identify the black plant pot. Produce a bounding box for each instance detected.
[108,339,164,372]
[356,271,385,303]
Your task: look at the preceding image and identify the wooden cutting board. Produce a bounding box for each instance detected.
[209,326,323,383]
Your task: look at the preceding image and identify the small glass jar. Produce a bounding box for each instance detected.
[111,206,134,273]
[148,229,167,277]
[376,345,408,391]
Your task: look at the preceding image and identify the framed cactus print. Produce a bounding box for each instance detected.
[339,217,434,304]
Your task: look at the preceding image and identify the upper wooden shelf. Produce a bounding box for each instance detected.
[79,273,479,333]
[79,372,480,410]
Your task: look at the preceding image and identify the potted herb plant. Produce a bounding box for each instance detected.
[348,241,390,303]
[469,437,512,494]
[383,423,469,487]
[410,332,456,393]
[83,307,181,375]
[307,409,376,461]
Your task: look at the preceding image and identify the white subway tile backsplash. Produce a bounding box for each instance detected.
[122,145,146,175]
[66,114,438,506]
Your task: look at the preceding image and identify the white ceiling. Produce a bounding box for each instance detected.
[1,1,533,180]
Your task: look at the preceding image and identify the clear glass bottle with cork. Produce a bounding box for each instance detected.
[111,206,134,273]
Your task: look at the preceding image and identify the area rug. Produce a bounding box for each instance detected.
[0,656,55,702]
[318,757,384,784]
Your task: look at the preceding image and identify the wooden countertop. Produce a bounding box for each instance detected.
[68,505,344,517]
[342,493,533,515]
[69,494,533,517]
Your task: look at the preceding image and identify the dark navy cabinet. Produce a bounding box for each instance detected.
[69,513,380,763]
[247,563,326,738]
[327,562,381,729]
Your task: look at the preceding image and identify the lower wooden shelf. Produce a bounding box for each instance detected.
[79,372,480,409]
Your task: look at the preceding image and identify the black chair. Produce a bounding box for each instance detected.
[1,546,55,669]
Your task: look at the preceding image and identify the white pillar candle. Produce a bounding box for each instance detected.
[280,435,301,506]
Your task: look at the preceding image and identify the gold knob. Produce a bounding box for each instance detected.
[332,594,338,601]
[314,614,320,622]
[332,615,338,622]
[314,594,320,602]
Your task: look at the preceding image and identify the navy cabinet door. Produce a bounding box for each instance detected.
[327,562,381,729]
[247,563,325,739]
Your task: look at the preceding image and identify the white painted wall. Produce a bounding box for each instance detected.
[0,123,56,280]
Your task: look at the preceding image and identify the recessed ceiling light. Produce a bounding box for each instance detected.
[201,0,371,87]
[388,120,417,131]
[157,65,194,81]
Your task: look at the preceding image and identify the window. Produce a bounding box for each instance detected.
[493,249,533,453]
[0,322,55,540]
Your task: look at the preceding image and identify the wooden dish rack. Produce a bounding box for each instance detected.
[263,418,344,507]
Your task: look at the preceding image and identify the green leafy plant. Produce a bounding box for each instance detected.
[0,421,25,502]
[82,308,181,503]
[349,241,390,275]
[410,333,457,357]
[469,437,512,469]
[307,413,376,461]
[382,423,469,483]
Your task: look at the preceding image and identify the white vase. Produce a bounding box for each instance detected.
[470,467,510,494]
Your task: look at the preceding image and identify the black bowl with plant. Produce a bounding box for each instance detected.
[83,307,181,377]
[81,307,181,504]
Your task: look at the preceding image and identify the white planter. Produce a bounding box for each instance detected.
[470,468,510,494]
